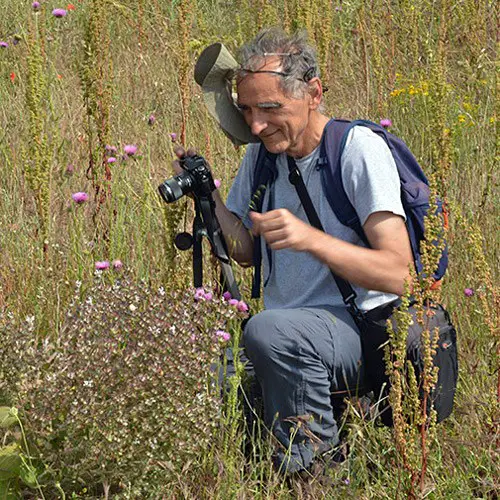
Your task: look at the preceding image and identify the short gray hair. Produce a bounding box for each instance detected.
[237,28,320,99]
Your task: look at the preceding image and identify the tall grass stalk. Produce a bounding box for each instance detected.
[24,16,52,259]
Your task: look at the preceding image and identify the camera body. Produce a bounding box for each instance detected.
[158,155,216,203]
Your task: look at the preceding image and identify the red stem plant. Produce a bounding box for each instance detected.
[177,0,194,147]
[80,0,113,243]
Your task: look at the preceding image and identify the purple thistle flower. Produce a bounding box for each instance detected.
[222,291,232,301]
[105,145,117,153]
[464,288,474,297]
[236,300,249,313]
[0,42,8,49]
[194,288,206,301]
[112,259,123,270]
[95,261,110,270]
[123,144,138,156]
[32,1,41,10]
[71,192,88,204]
[169,133,177,142]
[148,114,156,126]
[380,118,392,128]
[52,8,67,17]
[228,298,239,307]
[107,157,117,164]
[216,330,231,342]
[204,291,213,301]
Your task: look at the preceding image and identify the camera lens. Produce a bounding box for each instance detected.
[158,171,194,203]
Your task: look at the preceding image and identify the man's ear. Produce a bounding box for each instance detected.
[307,77,323,109]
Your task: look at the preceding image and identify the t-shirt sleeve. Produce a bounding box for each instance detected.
[225,143,260,230]
[341,126,406,227]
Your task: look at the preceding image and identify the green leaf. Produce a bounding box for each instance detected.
[19,462,37,489]
[0,445,21,481]
[0,478,21,500]
[0,409,17,429]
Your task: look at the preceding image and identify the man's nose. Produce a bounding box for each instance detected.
[248,111,267,136]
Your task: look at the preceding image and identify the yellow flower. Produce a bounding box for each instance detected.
[390,88,406,97]
[457,114,466,123]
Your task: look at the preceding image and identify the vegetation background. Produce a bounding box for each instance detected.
[0,0,497,498]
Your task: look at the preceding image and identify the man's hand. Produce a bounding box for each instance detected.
[249,209,316,251]
[171,146,197,176]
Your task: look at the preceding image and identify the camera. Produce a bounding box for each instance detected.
[158,154,216,203]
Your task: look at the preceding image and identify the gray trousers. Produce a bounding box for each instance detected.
[225,306,364,474]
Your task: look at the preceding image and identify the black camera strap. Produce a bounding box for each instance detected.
[286,156,363,320]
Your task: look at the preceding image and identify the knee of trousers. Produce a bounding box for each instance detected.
[243,309,294,367]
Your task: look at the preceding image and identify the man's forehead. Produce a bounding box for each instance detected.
[236,62,287,102]
[236,77,286,106]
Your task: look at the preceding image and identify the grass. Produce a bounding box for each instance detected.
[0,0,498,497]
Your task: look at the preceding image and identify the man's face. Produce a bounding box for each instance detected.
[236,59,315,155]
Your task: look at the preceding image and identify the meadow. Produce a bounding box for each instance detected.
[0,0,498,498]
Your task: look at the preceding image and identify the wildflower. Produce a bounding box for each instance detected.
[194,288,206,301]
[169,133,177,142]
[32,1,41,9]
[0,42,8,48]
[228,298,239,307]
[216,330,231,342]
[457,114,466,123]
[67,3,75,10]
[214,179,221,189]
[344,478,350,485]
[10,72,15,82]
[95,261,110,270]
[380,118,392,128]
[71,192,89,204]
[52,8,67,17]
[107,157,117,164]
[105,144,117,153]
[65,164,75,175]
[123,144,138,156]
[222,291,232,301]
[464,288,474,297]
[237,300,249,313]
[148,114,156,126]
[112,259,123,270]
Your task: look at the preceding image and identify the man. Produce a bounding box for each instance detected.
[179,28,413,474]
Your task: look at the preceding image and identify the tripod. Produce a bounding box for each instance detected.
[175,191,241,301]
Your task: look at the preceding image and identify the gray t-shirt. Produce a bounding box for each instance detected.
[226,125,406,312]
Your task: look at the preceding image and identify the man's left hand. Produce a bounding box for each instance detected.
[249,209,316,251]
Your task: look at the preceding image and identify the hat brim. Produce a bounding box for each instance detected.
[195,43,258,146]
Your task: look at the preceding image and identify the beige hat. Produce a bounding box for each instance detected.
[194,43,258,146]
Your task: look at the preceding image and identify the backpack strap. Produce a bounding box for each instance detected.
[287,155,362,317]
[320,119,370,246]
[250,145,277,298]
